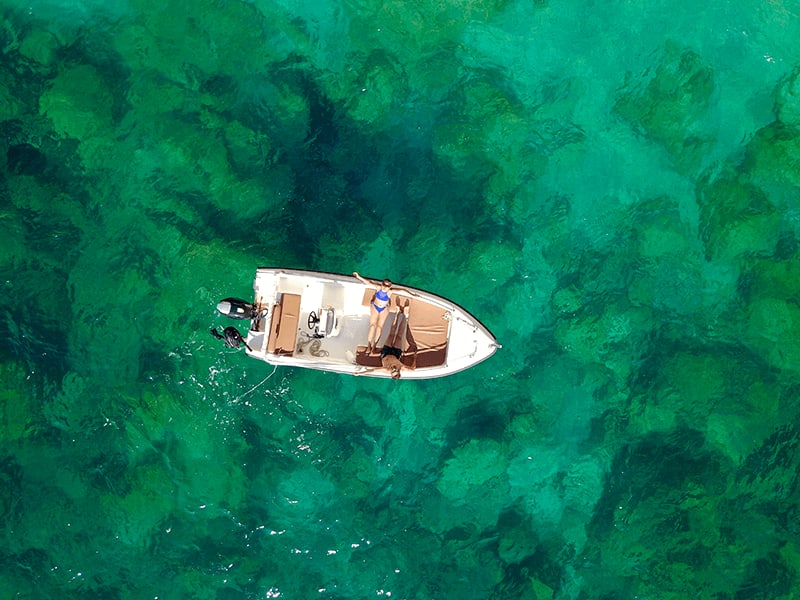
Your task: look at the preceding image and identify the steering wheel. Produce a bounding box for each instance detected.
[308,311,319,329]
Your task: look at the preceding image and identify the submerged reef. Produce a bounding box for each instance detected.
[1,1,799,598]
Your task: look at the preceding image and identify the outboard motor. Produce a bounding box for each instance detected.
[216,297,256,320]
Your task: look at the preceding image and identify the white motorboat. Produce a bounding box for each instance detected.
[216,268,500,379]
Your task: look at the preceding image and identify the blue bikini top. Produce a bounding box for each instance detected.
[375,289,390,302]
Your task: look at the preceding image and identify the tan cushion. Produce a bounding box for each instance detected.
[406,298,448,368]
[267,293,301,355]
[355,298,449,369]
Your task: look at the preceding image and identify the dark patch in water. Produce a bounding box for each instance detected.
[7,143,46,175]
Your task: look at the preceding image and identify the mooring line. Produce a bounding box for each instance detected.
[234,365,278,402]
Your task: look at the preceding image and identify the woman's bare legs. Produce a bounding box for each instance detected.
[367,305,391,352]
[367,306,379,352]
[372,308,390,350]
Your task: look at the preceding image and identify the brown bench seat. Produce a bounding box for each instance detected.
[356,296,449,368]
[267,293,301,355]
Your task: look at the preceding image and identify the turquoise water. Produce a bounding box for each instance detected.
[2,0,800,597]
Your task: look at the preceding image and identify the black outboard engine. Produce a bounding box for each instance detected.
[216,297,257,320]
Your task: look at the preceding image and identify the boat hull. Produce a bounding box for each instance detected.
[240,268,499,379]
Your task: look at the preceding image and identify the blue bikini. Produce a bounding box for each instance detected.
[372,289,390,312]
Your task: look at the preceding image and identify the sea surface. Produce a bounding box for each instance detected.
[1,0,800,598]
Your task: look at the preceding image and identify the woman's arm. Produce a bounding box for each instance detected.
[352,271,376,286]
[391,286,419,297]
[353,272,418,297]
[353,272,378,304]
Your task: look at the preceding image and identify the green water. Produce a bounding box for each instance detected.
[2,0,800,597]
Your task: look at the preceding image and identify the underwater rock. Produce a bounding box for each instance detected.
[696,171,781,260]
[343,50,408,128]
[554,301,651,385]
[551,284,583,316]
[405,48,462,103]
[222,120,271,177]
[102,464,176,547]
[0,362,35,442]
[200,73,238,105]
[663,352,727,408]
[705,379,781,465]
[745,297,800,375]
[496,508,539,565]
[433,77,529,182]
[776,66,800,128]
[438,439,507,499]
[744,255,800,302]
[743,120,800,190]
[39,64,114,141]
[18,28,59,71]
[0,76,23,122]
[7,143,46,175]
[113,1,271,82]
[233,77,311,187]
[630,195,696,259]
[615,42,715,172]
[432,438,510,530]
[338,446,377,500]
[628,254,705,316]
[631,350,738,437]
[344,0,507,66]
[466,239,518,292]
[581,429,732,595]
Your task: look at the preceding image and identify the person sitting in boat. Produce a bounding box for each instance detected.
[352,271,416,353]
[354,305,416,379]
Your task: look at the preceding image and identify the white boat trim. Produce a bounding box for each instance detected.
[239,268,500,379]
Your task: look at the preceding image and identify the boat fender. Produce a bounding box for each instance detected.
[216,297,256,319]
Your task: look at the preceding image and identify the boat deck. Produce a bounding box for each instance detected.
[241,268,498,379]
[248,270,441,368]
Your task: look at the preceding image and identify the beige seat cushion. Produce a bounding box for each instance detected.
[405,297,448,368]
[267,293,301,355]
[355,297,449,368]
